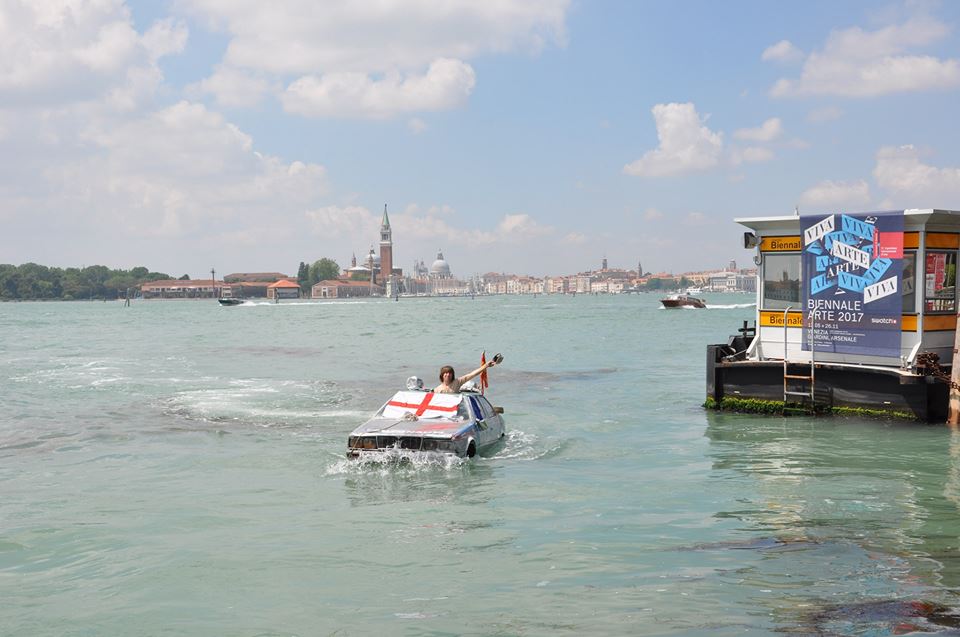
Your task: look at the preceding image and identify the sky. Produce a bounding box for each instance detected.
[2,0,960,279]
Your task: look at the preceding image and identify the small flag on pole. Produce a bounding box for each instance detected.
[480,351,489,395]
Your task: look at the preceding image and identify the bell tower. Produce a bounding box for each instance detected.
[379,204,394,296]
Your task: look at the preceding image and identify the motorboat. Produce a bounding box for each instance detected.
[660,293,706,309]
[347,379,505,459]
[218,298,243,306]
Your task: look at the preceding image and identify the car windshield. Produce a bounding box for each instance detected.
[377,391,468,420]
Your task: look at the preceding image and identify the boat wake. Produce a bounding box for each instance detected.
[658,302,754,310]
[162,378,358,429]
[239,300,375,306]
[704,302,756,309]
[494,429,568,461]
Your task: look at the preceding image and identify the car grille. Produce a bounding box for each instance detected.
[349,436,445,452]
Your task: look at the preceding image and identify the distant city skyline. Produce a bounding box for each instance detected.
[2,1,959,277]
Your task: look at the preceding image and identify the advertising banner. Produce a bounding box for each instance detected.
[800,211,904,357]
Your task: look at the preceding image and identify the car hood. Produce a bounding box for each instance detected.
[350,417,470,438]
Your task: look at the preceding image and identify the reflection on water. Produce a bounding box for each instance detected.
[706,412,960,631]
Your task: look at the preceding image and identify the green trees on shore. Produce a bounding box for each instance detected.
[297,258,341,291]
[0,263,172,301]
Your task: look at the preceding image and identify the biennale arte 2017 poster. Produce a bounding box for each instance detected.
[800,211,904,358]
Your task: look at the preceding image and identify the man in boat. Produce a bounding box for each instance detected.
[434,354,502,393]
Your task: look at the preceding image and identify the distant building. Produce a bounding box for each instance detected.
[430,250,452,279]
[312,280,382,298]
[140,279,220,299]
[229,281,273,298]
[267,279,301,300]
[340,204,403,295]
[379,205,395,296]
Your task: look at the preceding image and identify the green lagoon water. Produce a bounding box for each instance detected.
[3,295,960,635]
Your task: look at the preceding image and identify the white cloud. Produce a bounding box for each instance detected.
[496,213,552,238]
[873,145,960,206]
[178,0,569,118]
[0,1,186,107]
[305,205,377,238]
[732,147,775,164]
[684,212,708,226]
[623,103,723,177]
[283,58,477,119]
[180,0,568,74]
[770,16,960,97]
[762,40,803,63]
[643,207,664,220]
[733,118,783,142]
[562,232,587,245]
[190,65,274,108]
[799,179,871,209]
[142,18,189,60]
[4,101,327,243]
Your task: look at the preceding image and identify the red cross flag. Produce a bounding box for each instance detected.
[383,391,462,419]
[480,351,489,395]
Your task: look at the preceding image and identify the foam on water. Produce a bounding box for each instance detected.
[705,302,756,309]
[325,449,469,475]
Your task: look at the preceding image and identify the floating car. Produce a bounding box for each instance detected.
[347,379,505,459]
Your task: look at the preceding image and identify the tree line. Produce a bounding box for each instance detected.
[0,263,175,301]
[0,258,346,300]
[296,258,341,291]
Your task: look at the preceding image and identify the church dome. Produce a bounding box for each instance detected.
[365,249,381,268]
[430,250,451,277]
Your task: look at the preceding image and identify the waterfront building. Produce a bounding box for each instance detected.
[543,276,568,294]
[267,279,301,300]
[312,279,381,298]
[140,279,220,299]
[704,270,757,292]
[220,273,294,298]
[575,275,592,294]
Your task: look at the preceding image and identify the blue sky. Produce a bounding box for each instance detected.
[2,0,960,278]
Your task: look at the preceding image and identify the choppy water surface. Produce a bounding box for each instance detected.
[3,295,960,636]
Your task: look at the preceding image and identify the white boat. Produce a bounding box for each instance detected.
[661,293,706,309]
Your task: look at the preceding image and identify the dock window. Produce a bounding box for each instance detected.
[762,254,800,310]
[902,252,916,313]
[924,251,956,312]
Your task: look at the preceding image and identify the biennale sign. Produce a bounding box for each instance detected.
[800,211,904,357]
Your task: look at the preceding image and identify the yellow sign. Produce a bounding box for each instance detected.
[760,236,802,252]
[761,311,924,332]
[759,310,802,327]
